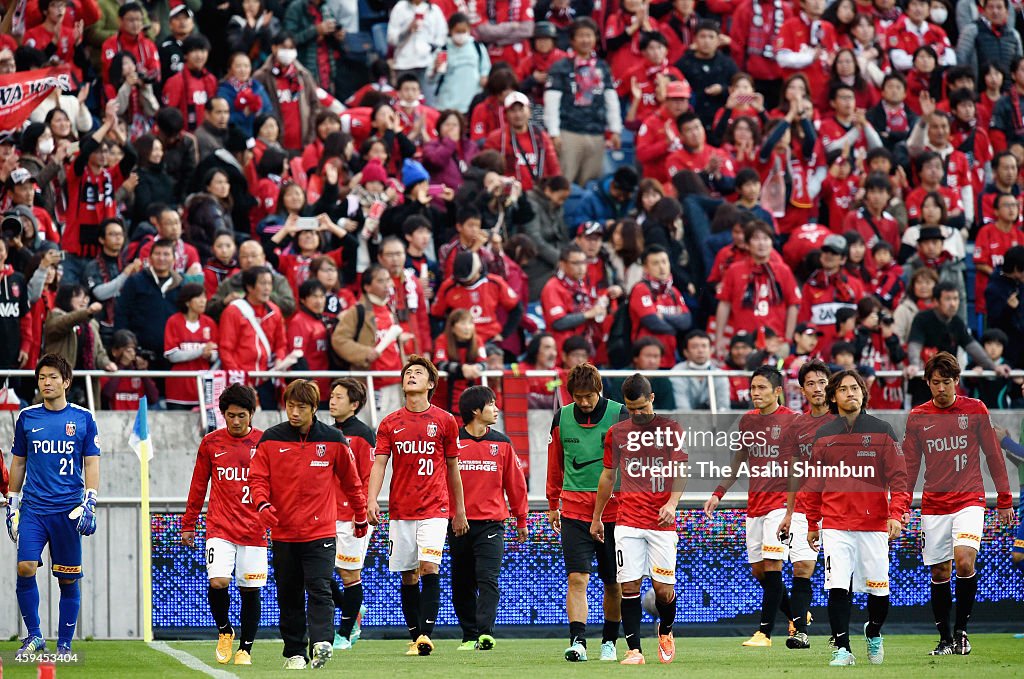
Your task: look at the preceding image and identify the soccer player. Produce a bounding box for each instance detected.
[5,354,100,658]
[250,380,367,670]
[367,355,469,656]
[328,378,377,650]
[805,370,910,667]
[703,366,797,647]
[451,386,529,651]
[902,352,1016,656]
[182,384,265,665]
[546,362,628,662]
[778,359,834,649]
[591,374,686,665]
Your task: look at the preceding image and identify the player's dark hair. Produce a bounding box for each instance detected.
[242,265,273,291]
[826,369,869,414]
[567,362,603,396]
[219,383,257,414]
[641,243,669,264]
[994,150,1018,171]
[459,385,496,424]
[924,351,961,381]
[621,373,653,401]
[283,379,320,410]
[750,365,783,390]
[35,353,72,383]
[798,359,831,387]
[330,377,367,414]
[402,354,440,399]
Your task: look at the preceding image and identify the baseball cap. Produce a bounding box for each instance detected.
[576,221,603,238]
[534,22,558,39]
[504,91,531,109]
[794,322,824,337]
[665,80,692,99]
[0,132,16,146]
[7,167,36,186]
[169,3,193,18]
[821,234,848,256]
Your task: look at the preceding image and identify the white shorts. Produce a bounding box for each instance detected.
[388,518,447,572]
[615,525,679,584]
[746,508,789,564]
[821,529,889,595]
[335,520,374,570]
[786,513,819,564]
[921,506,984,566]
[205,537,268,587]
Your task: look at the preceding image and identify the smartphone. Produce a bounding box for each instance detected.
[295,217,319,231]
[427,183,446,198]
[59,251,66,261]
[736,94,754,105]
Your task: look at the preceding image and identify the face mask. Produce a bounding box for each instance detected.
[38,137,54,156]
[276,48,297,66]
[451,32,469,46]
[401,96,419,107]
[930,7,947,24]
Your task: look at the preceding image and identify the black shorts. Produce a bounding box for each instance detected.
[561,517,617,584]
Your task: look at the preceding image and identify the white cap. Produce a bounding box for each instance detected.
[504,91,531,109]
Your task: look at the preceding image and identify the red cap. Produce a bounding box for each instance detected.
[665,80,692,99]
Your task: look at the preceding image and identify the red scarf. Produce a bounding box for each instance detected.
[556,269,594,309]
[882,102,909,133]
[742,263,783,308]
[919,251,954,269]
[806,269,858,301]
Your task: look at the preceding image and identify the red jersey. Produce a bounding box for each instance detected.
[727,406,797,518]
[799,270,864,357]
[629,278,689,368]
[619,61,685,123]
[775,15,838,108]
[636,107,684,187]
[161,68,218,131]
[22,25,80,80]
[780,411,834,515]
[885,16,952,71]
[101,30,160,81]
[821,174,861,233]
[666,144,736,194]
[288,307,330,398]
[219,299,288,374]
[978,188,1024,228]
[183,426,265,546]
[278,249,343,300]
[432,274,519,345]
[819,116,872,156]
[938,149,972,195]
[457,426,529,525]
[163,312,218,405]
[905,186,964,220]
[604,12,667,82]
[781,222,832,270]
[539,273,607,358]
[100,374,156,410]
[395,103,440,142]
[483,125,561,191]
[603,415,687,530]
[376,405,461,520]
[717,258,801,339]
[804,413,910,532]
[139,238,201,275]
[972,222,1024,315]
[470,95,505,142]
[515,47,569,81]
[335,416,377,523]
[842,207,901,273]
[731,0,793,80]
[902,396,1014,515]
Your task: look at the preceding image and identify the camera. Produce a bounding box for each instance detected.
[880,312,894,326]
[1,215,22,239]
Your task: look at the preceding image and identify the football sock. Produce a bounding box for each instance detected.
[400,583,421,640]
[621,594,642,651]
[337,580,363,639]
[954,571,977,632]
[656,593,676,636]
[569,621,587,647]
[827,588,852,652]
[420,573,441,637]
[601,619,620,644]
[16,575,41,638]
[778,586,794,621]
[930,578,953,642]
[865,594,889,638]
[759,570,784,638]
[238,588,260,653]
[330,578,345,609]
[790,577,812,634]
[57,581,80,647]
[208,586,232,635]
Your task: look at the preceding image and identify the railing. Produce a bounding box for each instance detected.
[2,367,1022,428]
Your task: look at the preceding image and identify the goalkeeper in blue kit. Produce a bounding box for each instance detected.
[5,354,101,658]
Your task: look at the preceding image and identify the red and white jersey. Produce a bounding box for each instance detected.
[457,426,529,524]
[905,186,964,220]
[902,396,1014,515]
[604,415,687,530]
[717,258,802,340]
[737,406,798,518]
[376,405,461,520]
[780,411,834,515]
[666,144,736,188]
[775,14,838,107]
[163,312,218,405]
[818,116,870,155]
[628,278,689,368]
[885,16,953,71]
[431,274,519,344]
[183,427,265,546]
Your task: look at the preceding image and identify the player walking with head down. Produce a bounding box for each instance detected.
[902,352,1016,656]
[367,355,469,657]
[591,374,686,665]
[250,380,368,670]
[181,384,265,666]
[5,354,101,659]
[547,362,628,662]
[805,369,910,667]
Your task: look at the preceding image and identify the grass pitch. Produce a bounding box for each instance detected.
[1,635,1022,677]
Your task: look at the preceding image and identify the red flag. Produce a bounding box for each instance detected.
[755,325,766,351]
[0,66,71,134]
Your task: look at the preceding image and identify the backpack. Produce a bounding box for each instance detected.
[606,300,633,369]
[330,304,367,371]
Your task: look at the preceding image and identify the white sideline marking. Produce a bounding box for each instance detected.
[148,641,237,678]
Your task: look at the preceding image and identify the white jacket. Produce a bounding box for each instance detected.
[387,1,448,71]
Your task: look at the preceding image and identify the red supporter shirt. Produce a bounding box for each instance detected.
[842,208,901,272]
[457,426,529,525]
[288,308,330,398]
[603,415,687,530]
[162,69,218,131]
[821,174,860,232]
[666,144,736,190]
[731,0,792,81]
[905,186,964,220]
[972,223,1024,315]
[183,427,265,546]
[163,312,218,405]
[335,416,377,522]
[22,25,79,79]
[278,248,343,299]
[798,271,864,357]
[470,96,505,142]
[902,396,1014,515]
[717,258,801,338]
[483,126,561,192]
[619,62,685,124]
[775,14,838,108]
[884,16,952,70]
[376,405,461,520]
[636,107,683,187]
[139,238,201,275]
[101,30,160,81]
[781,222,831,270]
[432,274,519,345]
[629,279,689,368]
[273,65,311,150]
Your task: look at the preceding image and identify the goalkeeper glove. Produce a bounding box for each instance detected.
[69,489,98,536]
[5,493,19,543]
[257,502,279,529]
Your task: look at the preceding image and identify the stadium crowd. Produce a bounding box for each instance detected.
[4,0,1024,414]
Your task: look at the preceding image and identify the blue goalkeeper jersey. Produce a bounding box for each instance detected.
[11,402,101,513]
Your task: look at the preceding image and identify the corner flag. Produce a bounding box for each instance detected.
[129,396,153,461]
